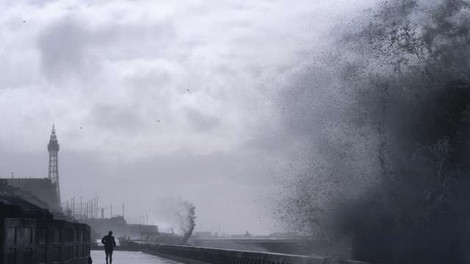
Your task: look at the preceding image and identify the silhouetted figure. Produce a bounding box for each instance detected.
[88,256,93,264]
[101,231,117,264]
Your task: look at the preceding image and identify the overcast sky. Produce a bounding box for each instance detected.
[0,0,375,234]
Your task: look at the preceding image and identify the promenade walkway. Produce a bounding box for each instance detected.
[91,250,182,264]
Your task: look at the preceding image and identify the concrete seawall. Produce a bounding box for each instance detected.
[139,243,328,264]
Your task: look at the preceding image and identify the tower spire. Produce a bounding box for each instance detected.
[48,124,61,205]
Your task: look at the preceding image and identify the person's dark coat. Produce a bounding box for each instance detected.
[101,235,116,250]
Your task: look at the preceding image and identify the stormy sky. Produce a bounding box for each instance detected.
[0,0,374,234]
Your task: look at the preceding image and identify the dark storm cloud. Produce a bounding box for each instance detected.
[90,104,146,134]
[0,0,376,234]
[38,18,89,80]
[37,14,176,83]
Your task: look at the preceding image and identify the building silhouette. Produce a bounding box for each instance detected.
[1,125,61,211]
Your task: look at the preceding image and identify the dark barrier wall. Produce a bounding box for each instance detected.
[139,243,328,264]
[0,218,90,264]
[188,238,330,256]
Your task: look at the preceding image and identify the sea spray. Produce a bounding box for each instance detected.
[152,197,196,244]
[277,1,470,263]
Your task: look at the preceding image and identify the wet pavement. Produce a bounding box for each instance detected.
[91,250,182,264]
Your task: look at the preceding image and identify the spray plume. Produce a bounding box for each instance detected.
[152,198,196,243]
[277,0,470,263]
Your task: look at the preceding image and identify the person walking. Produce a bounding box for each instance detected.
[101,231,117,264]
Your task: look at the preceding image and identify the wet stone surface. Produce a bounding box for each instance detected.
[91,250,182,264]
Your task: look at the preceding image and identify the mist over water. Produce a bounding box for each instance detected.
[276,0,470,263]
[152,198,195,242]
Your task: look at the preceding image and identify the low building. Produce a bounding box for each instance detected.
[1,178,61,212]
[0,181,91,264]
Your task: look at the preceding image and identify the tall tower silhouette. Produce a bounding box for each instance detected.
[48,125,61,203]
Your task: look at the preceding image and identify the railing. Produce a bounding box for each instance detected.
[1,218,91,264]
[139,243,328,264]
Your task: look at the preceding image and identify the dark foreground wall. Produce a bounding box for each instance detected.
[0,218,90,264]
[139,243,328,264]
